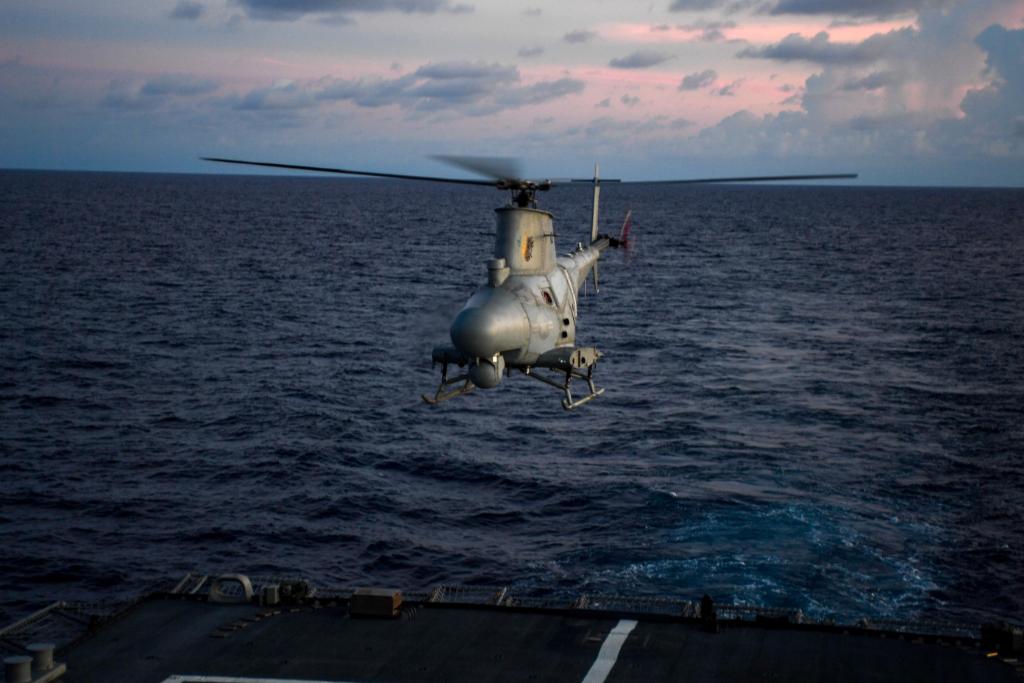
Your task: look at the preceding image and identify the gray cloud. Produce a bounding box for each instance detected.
[523,6,541,15]
[841,70,904,90]
[771,0,951,17]
[652,21,1022,186]
[847,112,922,131]
[236,0,470,21]
[714,79,744,96]
[679,69,717,90]
[671,117,695,129]
[517,46,544,58]
[677,19,737,42]
[609,50,672,69]
[103,74,220,109]
[103,81,155,111]
[169,0,204,19]
[668,0,722,9]
[621,94,641,107]
[141,74,219,96]
[317,13,356,24]
[738,29,908,64]
[319,74,418,107]
[495,78,585,108]
[236,81,316,110]
[595,98,611,108]
[957,24,1024,143]
[415,61,516,80]
[564,29,597,44]
[312,60,583,114]
[570,115,674,139]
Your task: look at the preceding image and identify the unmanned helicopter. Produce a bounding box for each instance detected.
[203,156,855,409]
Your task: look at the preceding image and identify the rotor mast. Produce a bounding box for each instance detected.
[590,162,602,292]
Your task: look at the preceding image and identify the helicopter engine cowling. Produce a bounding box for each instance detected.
[450,287,530,360]
[469,355,505,389]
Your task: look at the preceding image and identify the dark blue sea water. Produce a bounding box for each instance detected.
[1,170,1022,629]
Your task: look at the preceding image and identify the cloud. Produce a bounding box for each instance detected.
[141,74,219,96]
[414,61,515,80]
[495,78,585,108]
[169,0,204,19]
[564,29,597,44]
[609,50,672,69]
[671,117,695,129]
[676,19,737,42]
[567,115,675,139]
[714,79,744,96]
[841,70,904,90]
[956,24,1024,144]
[313,60,583,114]
[236,81,316,110]
[679,69,717,90]
[236,0,470,21]
[650,21,1022,185]
[523,6,541,15]
[317,14,356,24]
[668,0,723,9]
[102,74,220,109]
[595,98,611,108]
[621,94,640,107]
[738,29,909,64]
[771,0,952,18]
[669,0,953,18]
[517,46,544,58]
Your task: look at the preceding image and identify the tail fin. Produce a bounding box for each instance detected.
[619,209,632,248]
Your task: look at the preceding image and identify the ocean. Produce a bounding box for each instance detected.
[1,170,1022,628]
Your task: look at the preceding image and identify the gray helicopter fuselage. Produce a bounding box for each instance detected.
[445,206,602,389]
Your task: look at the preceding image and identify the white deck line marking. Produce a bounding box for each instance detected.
[580,619,638,683]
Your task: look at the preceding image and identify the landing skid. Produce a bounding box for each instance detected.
[423,345,604,410]
[523,346,605,410]
[523,365,604,410]
[421,361,475,405]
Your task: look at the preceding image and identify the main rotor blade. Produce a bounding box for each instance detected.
[626,173,858,185]
[201,157,498,186]
[431,155,524,182]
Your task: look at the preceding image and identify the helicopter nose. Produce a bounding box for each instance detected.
[450,289,530,359]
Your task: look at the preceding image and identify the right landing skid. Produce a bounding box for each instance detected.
[524,346,605,410]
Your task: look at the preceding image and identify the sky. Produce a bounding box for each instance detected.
[1,0,1022,185]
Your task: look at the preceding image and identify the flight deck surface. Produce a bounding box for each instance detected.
[5,588,1021,683]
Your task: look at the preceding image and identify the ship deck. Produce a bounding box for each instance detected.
[4,581,1021,683]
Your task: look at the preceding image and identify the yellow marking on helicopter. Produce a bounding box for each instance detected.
[522,236,534,262]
